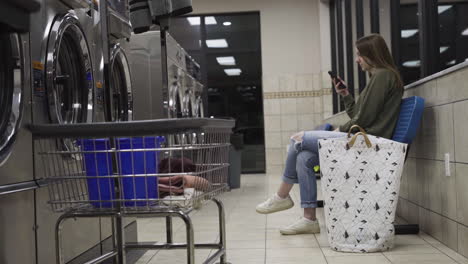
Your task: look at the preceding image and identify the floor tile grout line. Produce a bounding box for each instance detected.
[421,236,465,264]
[315,234,329,264]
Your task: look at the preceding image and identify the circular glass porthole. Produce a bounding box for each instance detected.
[46,13,93,124]
[168,66,183,118]
[0,32,23,165]
[109,44,133,121]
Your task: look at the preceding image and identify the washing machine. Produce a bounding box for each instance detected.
[29,1,103,263]
[128,30,188,120]
[184,52,204,118]
[0,1,40,263]
[30,1,96,125]
[107,0,133,122]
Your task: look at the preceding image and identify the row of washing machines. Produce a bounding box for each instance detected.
[0,0,202,263]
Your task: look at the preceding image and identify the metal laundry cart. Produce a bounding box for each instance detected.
[30,118,234,264]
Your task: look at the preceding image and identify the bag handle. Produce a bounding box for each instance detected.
[347,125,366,138]
[348,132,372,148]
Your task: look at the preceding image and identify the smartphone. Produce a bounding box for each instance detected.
[328,71,346,90]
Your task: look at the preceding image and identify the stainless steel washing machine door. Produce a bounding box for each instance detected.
[0,33,24,165]
[46,13,94,124]
[109,43,133,121]
[168,65,183,118]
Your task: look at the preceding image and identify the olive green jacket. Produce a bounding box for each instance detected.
[339,68,403,139]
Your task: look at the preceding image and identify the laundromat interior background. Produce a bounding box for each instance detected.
[2,0,468,263]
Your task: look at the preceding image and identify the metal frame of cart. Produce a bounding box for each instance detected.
[30,118,234,264]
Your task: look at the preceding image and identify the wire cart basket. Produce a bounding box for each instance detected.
[31,118,235,264]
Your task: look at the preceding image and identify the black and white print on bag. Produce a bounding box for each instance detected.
[318,134,407,253]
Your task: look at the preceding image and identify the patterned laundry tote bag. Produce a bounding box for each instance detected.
[318,126,407,253]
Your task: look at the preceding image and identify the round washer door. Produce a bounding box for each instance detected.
[168,65,183,118]
[0,33,24,165]
[46,13,94,124]
[109,43,133,121]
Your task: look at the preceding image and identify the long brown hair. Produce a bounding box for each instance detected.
[356,34,404,90]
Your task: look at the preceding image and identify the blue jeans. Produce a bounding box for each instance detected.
[282,130,347,208]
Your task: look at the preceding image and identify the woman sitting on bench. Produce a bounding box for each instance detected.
[256,34,404,235]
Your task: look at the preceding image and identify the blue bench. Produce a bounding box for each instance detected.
[316,96,425,234]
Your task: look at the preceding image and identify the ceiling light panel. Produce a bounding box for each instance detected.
[205,16,217,25]
[187,17,200,26]
[206,39,228,48]
[216,56,236,66]
[224,69,242,76]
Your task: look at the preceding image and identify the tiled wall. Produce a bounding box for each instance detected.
[263,71,333,174]
[398,66,468,258]
[323,65,468,258]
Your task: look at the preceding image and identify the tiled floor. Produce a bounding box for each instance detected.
[133,174,468,264]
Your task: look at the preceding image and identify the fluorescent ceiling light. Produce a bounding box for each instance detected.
[206,39,228,48]
[462,28,468,36]
[224,68,242,76]
[438,5,452,14]
[401,29,418,38]
[440,46,449,53]
[205,16,217,25]
[447,60,456,66]
[402,60,421,68]
[187,17,201,26]
[216,56,236,66]
[223,21,232,26]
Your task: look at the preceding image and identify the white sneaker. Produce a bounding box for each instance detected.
[280,217,320,235]
[256,194,294,214]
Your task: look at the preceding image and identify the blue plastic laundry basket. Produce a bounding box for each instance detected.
[80,136,165,208]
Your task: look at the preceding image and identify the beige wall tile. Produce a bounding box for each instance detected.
[314,113,325,126]
[456,163,468,226]
[416,160,429,208]
[280,98,297,115]
[441,161,457,220]
[281,131,295,149]
[451,67,468,101]
[280,115,298,132]
[296,74,314,91]
[405,158,418,204]
[441,217,458,251]
[437,67,468,105]
[265,116,281,132]
[313,73,322,91]
[322,94,334,114]
[397,198,409,220]
[313,97,323,114]
[417,80,438,107]
[297,114,316,131]
[426,211,443,243]
[400,162,409,200]
[266,165,284,175]
[322,71,333,90]
[279,74,296,92]
[459,224,468,259]
[426,161,442,214]
[263,75,280,92]
[265,132,282,148]
[407,202,419,225]
[435,104,455,161]
[414,108,437,159]
[263,99,281,116]
[454,101,468,163]
[266,148,284,166]
[296,98,315,114]
[419,207,429,231]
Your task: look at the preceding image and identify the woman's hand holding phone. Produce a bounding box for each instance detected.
[328,71,349,96]
[333,77,349,96]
